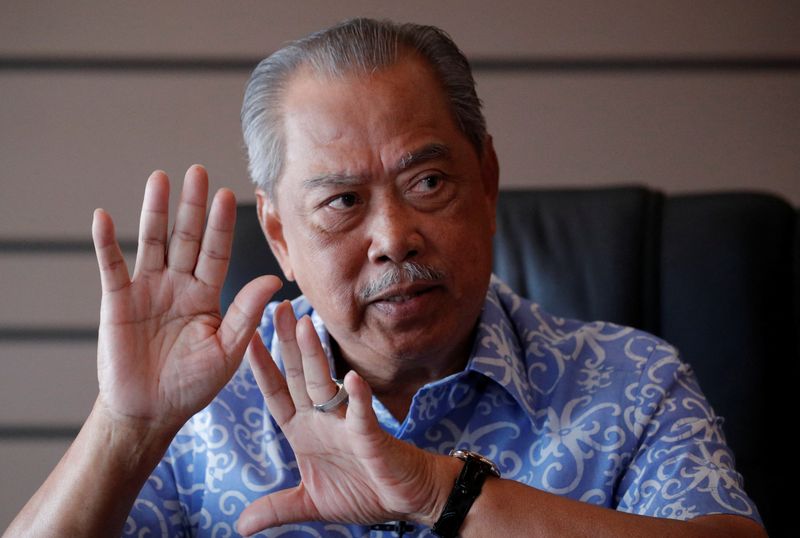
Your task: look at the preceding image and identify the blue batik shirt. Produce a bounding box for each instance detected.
[126,276,762,536]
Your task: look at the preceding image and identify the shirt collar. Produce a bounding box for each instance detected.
[465,276,539,415]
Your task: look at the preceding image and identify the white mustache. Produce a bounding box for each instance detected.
[359,262,446,301]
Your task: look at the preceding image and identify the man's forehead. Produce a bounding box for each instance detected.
[280,61,461,174]
[282,54,448,122]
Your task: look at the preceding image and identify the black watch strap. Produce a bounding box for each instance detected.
[431,450,500,538]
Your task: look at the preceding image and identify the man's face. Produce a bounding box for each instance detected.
[258,54,498,367]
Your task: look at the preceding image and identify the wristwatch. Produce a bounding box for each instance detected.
[431,449,501,538]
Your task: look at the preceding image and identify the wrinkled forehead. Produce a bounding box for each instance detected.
[278,56,462,178]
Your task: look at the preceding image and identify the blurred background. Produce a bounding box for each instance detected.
[1,0,798,530]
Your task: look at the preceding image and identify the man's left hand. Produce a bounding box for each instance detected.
[237,300,453,535]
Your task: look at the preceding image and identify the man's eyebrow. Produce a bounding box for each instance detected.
[396,143,451,172]
[303,173,365,190]
[302,143,451,189]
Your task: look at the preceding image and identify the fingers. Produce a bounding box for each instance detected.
[274,302,313,410]
[251,302,345,427]
[129,165,236,290]
[132,170,170,278]
[296,316,341,409]
[167,165,209,274]
[248,331,296,426]
[246,304,340,428]
[194,187,237,289]
[92,208,131,293]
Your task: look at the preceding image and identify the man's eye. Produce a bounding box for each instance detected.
[412,174,442,192]
[327,192,360,209]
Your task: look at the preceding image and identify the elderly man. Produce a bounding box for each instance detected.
[7,18,764,538]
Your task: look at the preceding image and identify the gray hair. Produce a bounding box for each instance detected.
[241,18,487,195]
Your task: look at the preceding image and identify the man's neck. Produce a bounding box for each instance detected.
[331,327,476,422]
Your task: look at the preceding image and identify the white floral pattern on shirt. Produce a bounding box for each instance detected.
[127,276,761,537]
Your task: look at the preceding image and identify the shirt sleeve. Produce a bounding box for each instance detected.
[614,342,763,526]
[123,444,192,537]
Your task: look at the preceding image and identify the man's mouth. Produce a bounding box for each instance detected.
[370,282,438,304]
[359,262,447,304]
[378,288,433,303]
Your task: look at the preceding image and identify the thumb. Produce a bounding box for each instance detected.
[217,275,282,372]
[237,486,317,536]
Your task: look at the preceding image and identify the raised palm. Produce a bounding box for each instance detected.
[92,166,280,431]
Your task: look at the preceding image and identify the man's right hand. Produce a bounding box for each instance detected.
[92,165,280,435]
[4,165,280,537]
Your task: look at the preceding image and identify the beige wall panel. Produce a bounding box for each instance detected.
[0,253,134,326]
[480,71,800,200]
[0,342,97,425]
[0,439,73,531]
[2,70,798,242]
[1,1,798,57]
[0,71,255,238]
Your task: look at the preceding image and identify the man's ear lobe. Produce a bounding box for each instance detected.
[255,188,295,281]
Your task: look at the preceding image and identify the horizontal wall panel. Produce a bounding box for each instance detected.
[480,71,800,203]
[0,342,96,426]
[2,71,798,242]
[0,253,137,327]
[0,1,798,58]
[0,439,73,531]
[0,71,256,238]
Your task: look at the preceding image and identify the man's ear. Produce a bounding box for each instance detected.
[255,188,295,281]
[480,135,500,234]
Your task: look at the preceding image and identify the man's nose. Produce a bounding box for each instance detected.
[366,197,424,264]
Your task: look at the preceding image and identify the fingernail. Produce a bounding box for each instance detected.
[274,301,295,335]
[236,517,253,537]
